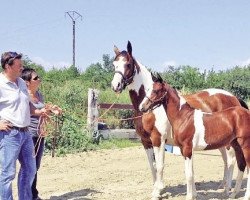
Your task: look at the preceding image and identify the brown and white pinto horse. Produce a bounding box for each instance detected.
[111,41,248,199]
[140,75,250,200]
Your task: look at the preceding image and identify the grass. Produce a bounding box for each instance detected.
[97,138,141,150]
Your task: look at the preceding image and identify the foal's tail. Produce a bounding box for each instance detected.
[237,98,249,110]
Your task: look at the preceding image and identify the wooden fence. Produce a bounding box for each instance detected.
[87,88,138,142]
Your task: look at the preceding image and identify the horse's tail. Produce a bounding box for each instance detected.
[237,98,249,110]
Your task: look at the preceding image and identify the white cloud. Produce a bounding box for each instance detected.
[31,56,71,71]
[241,58,250,66]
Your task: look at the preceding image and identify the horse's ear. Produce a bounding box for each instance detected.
[151,72,158,82]
[114,45,120,56]
[127,41,132,56]
[156,73,163,83]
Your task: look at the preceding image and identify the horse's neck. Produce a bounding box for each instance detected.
[128,61,152,92]
[164,86,191,123]
[128,61,152,111]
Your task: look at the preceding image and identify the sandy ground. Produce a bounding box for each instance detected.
[13,146,248,200]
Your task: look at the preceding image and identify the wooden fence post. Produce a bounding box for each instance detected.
[87,88,99,138]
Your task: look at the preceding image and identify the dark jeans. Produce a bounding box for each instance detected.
[32,137,44,199]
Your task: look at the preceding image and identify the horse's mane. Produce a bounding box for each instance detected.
[163,82,181,104]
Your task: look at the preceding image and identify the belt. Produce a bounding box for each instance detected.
[12,126,28,132]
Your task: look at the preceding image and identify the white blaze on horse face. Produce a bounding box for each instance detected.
[111,58,127,91]
[203,88,233,96]
[192,110,208,150]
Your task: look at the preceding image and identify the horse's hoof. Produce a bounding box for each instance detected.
[186,195,196,200]
[218,181,226,189]
[229,192,237,199]
[154,181,164,190]
[223,187,231,196]
[152,188,161,198]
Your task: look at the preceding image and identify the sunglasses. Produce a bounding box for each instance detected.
[32,76,40,81]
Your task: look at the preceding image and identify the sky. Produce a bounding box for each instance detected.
[0,0,250,72]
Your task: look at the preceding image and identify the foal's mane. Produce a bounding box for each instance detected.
[161,81,181,104]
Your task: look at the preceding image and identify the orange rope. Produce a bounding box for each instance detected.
[33,103,62,157]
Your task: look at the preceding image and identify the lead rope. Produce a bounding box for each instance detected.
[33,114,49,157]
[33,104,62,157]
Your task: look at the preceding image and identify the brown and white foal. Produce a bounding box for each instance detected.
[140,75,250,200]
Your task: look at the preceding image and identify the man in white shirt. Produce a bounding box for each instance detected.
[0,52,48,200]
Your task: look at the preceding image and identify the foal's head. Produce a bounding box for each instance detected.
[140,74,167,112]
[111,41,139,93]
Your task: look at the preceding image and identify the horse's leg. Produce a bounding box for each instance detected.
[217,147,236,194]
[183,145,197,200]
[144,147,157,183]
[225,147,236,192]
[151,130,166,199]
[229,139,246,199]
[244,166,250,200]
[238,138,250,200]
[217,147,228,190]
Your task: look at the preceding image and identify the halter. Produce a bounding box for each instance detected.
[114,52,138,89]
[114,69,136,89]
[145,92,167,111]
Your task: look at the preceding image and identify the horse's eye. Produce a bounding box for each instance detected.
[127,64,131,68]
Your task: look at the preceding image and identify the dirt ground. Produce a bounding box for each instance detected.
[13,146,248,200]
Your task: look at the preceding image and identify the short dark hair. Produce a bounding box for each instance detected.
[1,52,22,69]
[21,67,36,81]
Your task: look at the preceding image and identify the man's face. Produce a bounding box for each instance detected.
[7,59,24,77]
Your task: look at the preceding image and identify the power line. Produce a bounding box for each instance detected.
[65,11,83,67]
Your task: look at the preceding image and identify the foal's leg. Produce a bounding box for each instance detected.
[225,147,236,192]
[218,147,236,194]
[183,146,197,200]
[230,139,246,199]
[244,166,250,200]
[218,147,229,189]
[239,138,250,200]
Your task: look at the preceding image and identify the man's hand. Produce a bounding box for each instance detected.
[0,120,13,131]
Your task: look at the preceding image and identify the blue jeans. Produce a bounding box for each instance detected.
[0,129,36,200]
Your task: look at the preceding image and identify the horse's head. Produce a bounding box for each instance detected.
[111,41,138,93]
[140,73,167,112]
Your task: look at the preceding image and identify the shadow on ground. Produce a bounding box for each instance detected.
[47,189,99,200]
[160,179,247,200]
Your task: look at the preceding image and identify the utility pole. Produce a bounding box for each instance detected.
[65,11,82,67]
